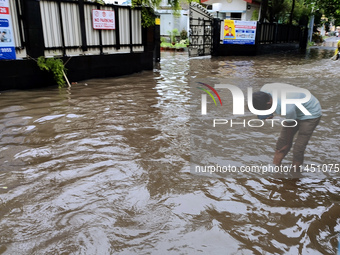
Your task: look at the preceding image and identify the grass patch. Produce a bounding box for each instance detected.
[161,42,188,49]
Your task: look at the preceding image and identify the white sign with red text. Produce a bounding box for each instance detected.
[92,9,115,30]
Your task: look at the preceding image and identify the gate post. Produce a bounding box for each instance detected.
[154,16,160,62]
[22,0,45,58]
[142,12,158,69]
[255,21,261,53]
[212,18,221,56]
[299,16,309,50]
[274,23,278,43]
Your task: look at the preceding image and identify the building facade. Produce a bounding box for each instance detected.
[202,0,261,21]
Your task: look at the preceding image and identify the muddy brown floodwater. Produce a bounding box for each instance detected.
[0,48,340,254]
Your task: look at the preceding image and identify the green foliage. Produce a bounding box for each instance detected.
[312,32,324,43]
[37,57,67,88]
[251,9,259,21]
[313,0,340,17]
[305,0,340,26]
[167,28,179,43]
[172,28,179,35]
[335,15,340,26]
[291,0,311,24]
[268,0,291,23]
[160,42,188,48]
[131,0,180,27]
[172,28,179,43]
[179,38,189,45]
[313,10,323,27]
[160,37,167,43]
[168,0,181,15]
[261,0,312,24]
[141,6,158,27]
[307,40,314,47]
[132,0,160,27]
[325,22,330,32]
[180,29,188,40]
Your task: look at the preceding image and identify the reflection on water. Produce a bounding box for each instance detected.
[0,49,339,254]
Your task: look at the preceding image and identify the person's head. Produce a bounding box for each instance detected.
[252,91,272,109]
[229,27,232,32]
[252,91,273,119]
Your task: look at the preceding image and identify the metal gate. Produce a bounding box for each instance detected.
[189,3,213,57]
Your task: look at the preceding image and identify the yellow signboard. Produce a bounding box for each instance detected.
[223,20,236,40]
[155,18,160,25]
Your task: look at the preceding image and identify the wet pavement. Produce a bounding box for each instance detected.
[311,36,340,50]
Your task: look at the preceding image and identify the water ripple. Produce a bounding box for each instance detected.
[0,50,339,254]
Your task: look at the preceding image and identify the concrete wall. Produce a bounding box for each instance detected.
[0,22,157,91]
[0,51,154,91]
[215,43,300,56]
[159,10,189,38]
[209,0,259,21]
[245,4,260,21]
[212,0,247,13]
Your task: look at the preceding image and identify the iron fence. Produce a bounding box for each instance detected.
[256,22,302,44]
[218,20,303,45]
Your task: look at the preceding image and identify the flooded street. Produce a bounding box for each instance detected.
[1,48,340,254]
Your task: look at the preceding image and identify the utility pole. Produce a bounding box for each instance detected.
[308,5,315,42]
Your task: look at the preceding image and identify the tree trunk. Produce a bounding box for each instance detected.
[289,0,296,26]
[260,0,268,23]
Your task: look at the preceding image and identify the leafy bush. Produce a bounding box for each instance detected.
[37,57,67,88]
[161,41,188,49]
[180,29,188,40]
[172,28,179,43]
[179,39,189,45]
[312,32,324,43]
[251,9,259,21]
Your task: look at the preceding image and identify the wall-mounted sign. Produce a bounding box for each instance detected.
[155,17,160,25]
[223,20,257,45]
[92,9,115,30]
[0,0,16,60]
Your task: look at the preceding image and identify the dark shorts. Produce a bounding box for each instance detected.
[276,117,321,163]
